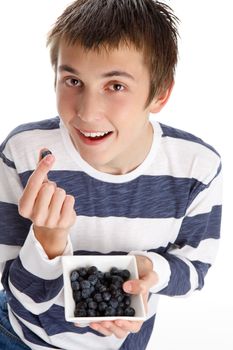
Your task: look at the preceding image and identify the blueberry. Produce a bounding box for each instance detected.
[120,269,130,281]
[71,281,80,291]
[116,293,124,303]
[88,266,98,275]
[124,307,135,317]
[111,275,124,288]
[80,280,91,289]
[87,309,96,317]
[88,274,98,285]
[88,301,98,310]
[93,293,102,303]
[98,284,107,293]
[76,301,87,309]
[98,301,108,313]
[81,288,92,299]
[79,267,88,277]
[73,291,82,303]
[104,272,112,281]
[75,308,87,317]
[41,150,52,159]
[109,284,118,293]
[116,307,124,316]
[97,271,104,280]
[71,264,134,318]
[110,267,119,275]
[102,291,111,302]
[70,270,79,281]
[105,306,116,316]
[123,296,131,307]
[118,301,125,309]
[109,298,118,309]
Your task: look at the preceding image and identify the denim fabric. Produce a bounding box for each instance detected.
[0,290,31,350]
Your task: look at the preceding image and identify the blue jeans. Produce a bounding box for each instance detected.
[0,290,31,350]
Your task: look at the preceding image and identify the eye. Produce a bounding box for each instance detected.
[65,78,82,87]
[109,83,125,92]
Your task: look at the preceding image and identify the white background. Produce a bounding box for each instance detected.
[0,1,232,349]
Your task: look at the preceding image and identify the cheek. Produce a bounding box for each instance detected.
[108,96,135,117]
[56,89,73,114]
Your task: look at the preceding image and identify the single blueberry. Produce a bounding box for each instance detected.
[102,291,111,302]
[124,307,135,317]
[80,280,91,289]
[109,298,118,309]
[71,281,80,291]
[88,266,98,275]
[70,270,79,281]
[81,288,92,299]
[88,301,98,310]
[93,293,103,303]
[41,150,52,159]
[105,306,116,316]
[75,308,87,317]
[87,309,96,317]
[88,274,98,285]
[98,301,108,313]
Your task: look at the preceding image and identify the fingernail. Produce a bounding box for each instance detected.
[124,282,132,292]
[44,154,54,164]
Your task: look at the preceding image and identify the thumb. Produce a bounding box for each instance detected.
[123,279,146,295]
[123,271,158,295]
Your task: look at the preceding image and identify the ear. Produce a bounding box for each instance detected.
[149,81,174,114]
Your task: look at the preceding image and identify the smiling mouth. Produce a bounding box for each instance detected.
[77,129,114,142]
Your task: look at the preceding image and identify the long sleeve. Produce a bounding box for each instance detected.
[131,158,222,296]
[0,129,73,316]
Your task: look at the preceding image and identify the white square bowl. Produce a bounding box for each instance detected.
[62,255,146,326]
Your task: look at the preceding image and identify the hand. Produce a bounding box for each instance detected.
[18,150,76,258]
[88,255,158,338]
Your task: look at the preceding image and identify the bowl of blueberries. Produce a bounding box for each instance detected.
[62,255,146,325]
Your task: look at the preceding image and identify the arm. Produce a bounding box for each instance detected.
[0,147,76,315]
[131,159,222,296]
[89,158,222,338]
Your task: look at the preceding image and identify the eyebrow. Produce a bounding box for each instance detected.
[58,64,135,81]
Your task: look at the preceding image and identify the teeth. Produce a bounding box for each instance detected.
[80,131,110,138]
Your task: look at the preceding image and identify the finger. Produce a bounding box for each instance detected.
[40,149,53,161]
[114,320,142,333]
[45,187,67,228]
[89,322,113,337]
[40,149,53,183]
[31,182,57,226]
[19,152,55,218]
[123,271,158,295]
[100,321,129,339]
[58,195,76,228]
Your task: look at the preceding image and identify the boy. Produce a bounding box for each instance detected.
[0,1,222,349]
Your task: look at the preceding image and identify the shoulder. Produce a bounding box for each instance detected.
[159,122,220,156]
[0,116,60,151]
[154,122,221,184]
[0,117,61,171]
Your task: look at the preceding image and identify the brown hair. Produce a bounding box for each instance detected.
[47,0,179,106]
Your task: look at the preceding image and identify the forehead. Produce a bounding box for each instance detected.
[57,40,148,77]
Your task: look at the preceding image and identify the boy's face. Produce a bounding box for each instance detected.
[56,41,161,174]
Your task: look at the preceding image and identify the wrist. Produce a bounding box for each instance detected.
[33,225,69,259]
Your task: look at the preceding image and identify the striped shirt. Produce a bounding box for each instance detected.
[0,117,222,350]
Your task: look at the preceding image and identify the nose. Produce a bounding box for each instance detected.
[76,89,104,123]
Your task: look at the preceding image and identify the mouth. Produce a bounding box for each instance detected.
[76,129,114,145]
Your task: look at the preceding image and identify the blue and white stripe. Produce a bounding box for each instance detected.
[0,117,222,349]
